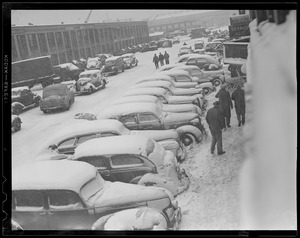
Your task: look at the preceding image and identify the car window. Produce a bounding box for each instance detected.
[110,154,143,167]
[78,156,109,169]
[197,58,209,63]
[121,115,137,124]
[58,137,76,148]
[13,190,44,211]
[100,131,119,137]
[48,190,83,210]
[77,134,97,145]
[187,59,196,64]
[80,174,105,202]
[138,113,158,122]
[176,75,190,82]
[179,58,188,63]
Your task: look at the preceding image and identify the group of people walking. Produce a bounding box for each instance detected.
[206,84,246,155]
[153,51,170,69]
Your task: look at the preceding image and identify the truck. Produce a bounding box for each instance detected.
[12,56,56,88]
[189,27,207,39]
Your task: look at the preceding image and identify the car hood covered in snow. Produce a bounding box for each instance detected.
[163,112,198,124]
[168,95,197,104]
[172,88,202,96]
[162,104,200,114]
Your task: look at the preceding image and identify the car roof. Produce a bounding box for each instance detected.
[132,81,172,88]
[160,69,190,76]
[106,56,122,61]
[137,74,172,82]
[157,63,185,72]
[13,160,97,191]
[173,65,200,71]
[124,87,168,97]
[73,135,151,159]
[80,69,101,75]
[44,83,67,90]
[12,86,29,92]
[122,53,134,57]
[111,95,159,105]
[98,102,160,119]
[187,54,218,62]
[177,53,200,61]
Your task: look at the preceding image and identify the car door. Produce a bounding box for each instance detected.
[12,190,50,230]
[47,190,97,230]
[186,58,197,67]
[120,114,139,130]
[196,58,210,69]
[57,137,77,154]
[109,154,154,183]
[137,113,161,130]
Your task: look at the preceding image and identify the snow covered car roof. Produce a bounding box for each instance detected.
[12,86,29,92]
[125,87,169,97]
[137,74,172,83]
[157,63,185,72]
[173,65,201,71]
[131,81,172,89]
[98,102,161,119]
[176,54,200,62]
[111,95,159,105]
[160,69,190,76]
[72,135,151,159]
[121,53,134,57]
[13,160,98,192]
[105,56,122,61]
[79,69,101,76]
[187,54,218,62]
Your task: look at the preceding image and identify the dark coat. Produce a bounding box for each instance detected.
[164,53,170,60]
[231,88,245,114]
[159,54,164,62]
[153,55,159,63]
[206,105,224,132]
[215,88,233,117]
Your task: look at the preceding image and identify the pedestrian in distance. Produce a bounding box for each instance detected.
[231,85,246,126]
[164,51,170,65]
[159,52,165,67]
[206,101,225,155]
[153,54,159,69]
[215,84,233,129]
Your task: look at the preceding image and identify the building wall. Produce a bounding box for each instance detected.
[148,10,238,33]
[11,21,149,65]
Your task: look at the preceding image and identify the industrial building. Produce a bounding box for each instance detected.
[148,10,238,34]
[11,21,149,64]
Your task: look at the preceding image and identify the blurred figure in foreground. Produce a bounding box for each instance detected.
[231,85,246,126]
[206,101,225,155]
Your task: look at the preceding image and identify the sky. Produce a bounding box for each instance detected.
[11,10,219,26]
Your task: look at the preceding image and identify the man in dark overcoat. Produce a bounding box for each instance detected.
[159,52,165,67]
[206,101,225,155]
[153,54,159,69]
[231,85,246,126]
[215,84,233,129]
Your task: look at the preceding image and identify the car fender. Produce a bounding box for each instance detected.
[175,125,202,142]
[83,82,96,90]
[92,213,115,230]
[12,101,25,109]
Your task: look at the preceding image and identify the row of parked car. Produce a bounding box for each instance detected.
[11,53,221,230]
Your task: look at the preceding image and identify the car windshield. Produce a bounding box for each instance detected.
[43,86,66,98]
[80,173,105,202]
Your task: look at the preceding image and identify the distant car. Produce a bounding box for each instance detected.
[103,56,125,76]
[141,43,158,52]
[172,37,180,44]
[204,42,223,55]
[11,114,21,132]
[184,54,221,70]
[12,160,181,230]
[11,86,41,115]
[178,46,193,57]
[40,84,75,113]
[193,49,206,54]
[175,53,200,64]
[162,40,173,48]
[76,70,107,95]
[122,53,138,69]
[70,135,190,196]
[98,102,204,145]
[157,38,168,48]
[157,63,186,73]
[53,63,84,82]
[36,119,187,162]
[194,40,205,49]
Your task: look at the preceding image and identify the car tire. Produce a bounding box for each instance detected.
[88,87,93,95]
[14,120,21,132]
[42,110,47,114]
[65,101,71,110]
[129,64,132,69]
[213,79,222,87]
[180,133,197,148]
[13,105,23,115]
[203,87,211,95]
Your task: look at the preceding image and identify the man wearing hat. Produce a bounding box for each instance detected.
[231,85,246,126]
[215,84,233,129]
[206,101,226,155]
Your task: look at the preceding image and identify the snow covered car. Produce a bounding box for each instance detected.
[194,40,205,49]
[76,70,107,95]
[103,56,125,76]
[11,87,41,115]
[70,135,190,196]
[40,84,75,113]
[36,119,187,162]
[11,114,22,132]
[171,65,222,89]
[98,102,204,145]
[172,37,180,44]
[12,160,181,230]
[53,63,84,82]
[124,87,203,110]
[178,46,193,57]
[112,95,202,116]
[175,53,201,64]
[157,63,186,72]
[184,54,221,70]
[122,53,138,69]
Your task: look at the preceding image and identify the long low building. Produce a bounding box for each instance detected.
[11,21,149,64]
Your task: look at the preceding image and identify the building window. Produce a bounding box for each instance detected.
[89,29,95,44]
[77,30,84,47]
[55,32,64,50]
[37,33,48,55]
[80,48,86,59]
[99,28,104,42]
[46,32,56,52]
[94,29,100,43]
[59,52,67,64]
[16,35,29,59]
[84,29,89,44]
[12,37,18,61]
[28,34,39,56]
[70,31,78,48]
[66,50,73,62]
[86,48,92,57]
[63,31,72,49]
[73,49,79,60]
[51,54,59,66]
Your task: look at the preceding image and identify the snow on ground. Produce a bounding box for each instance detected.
[12,35,247,230]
